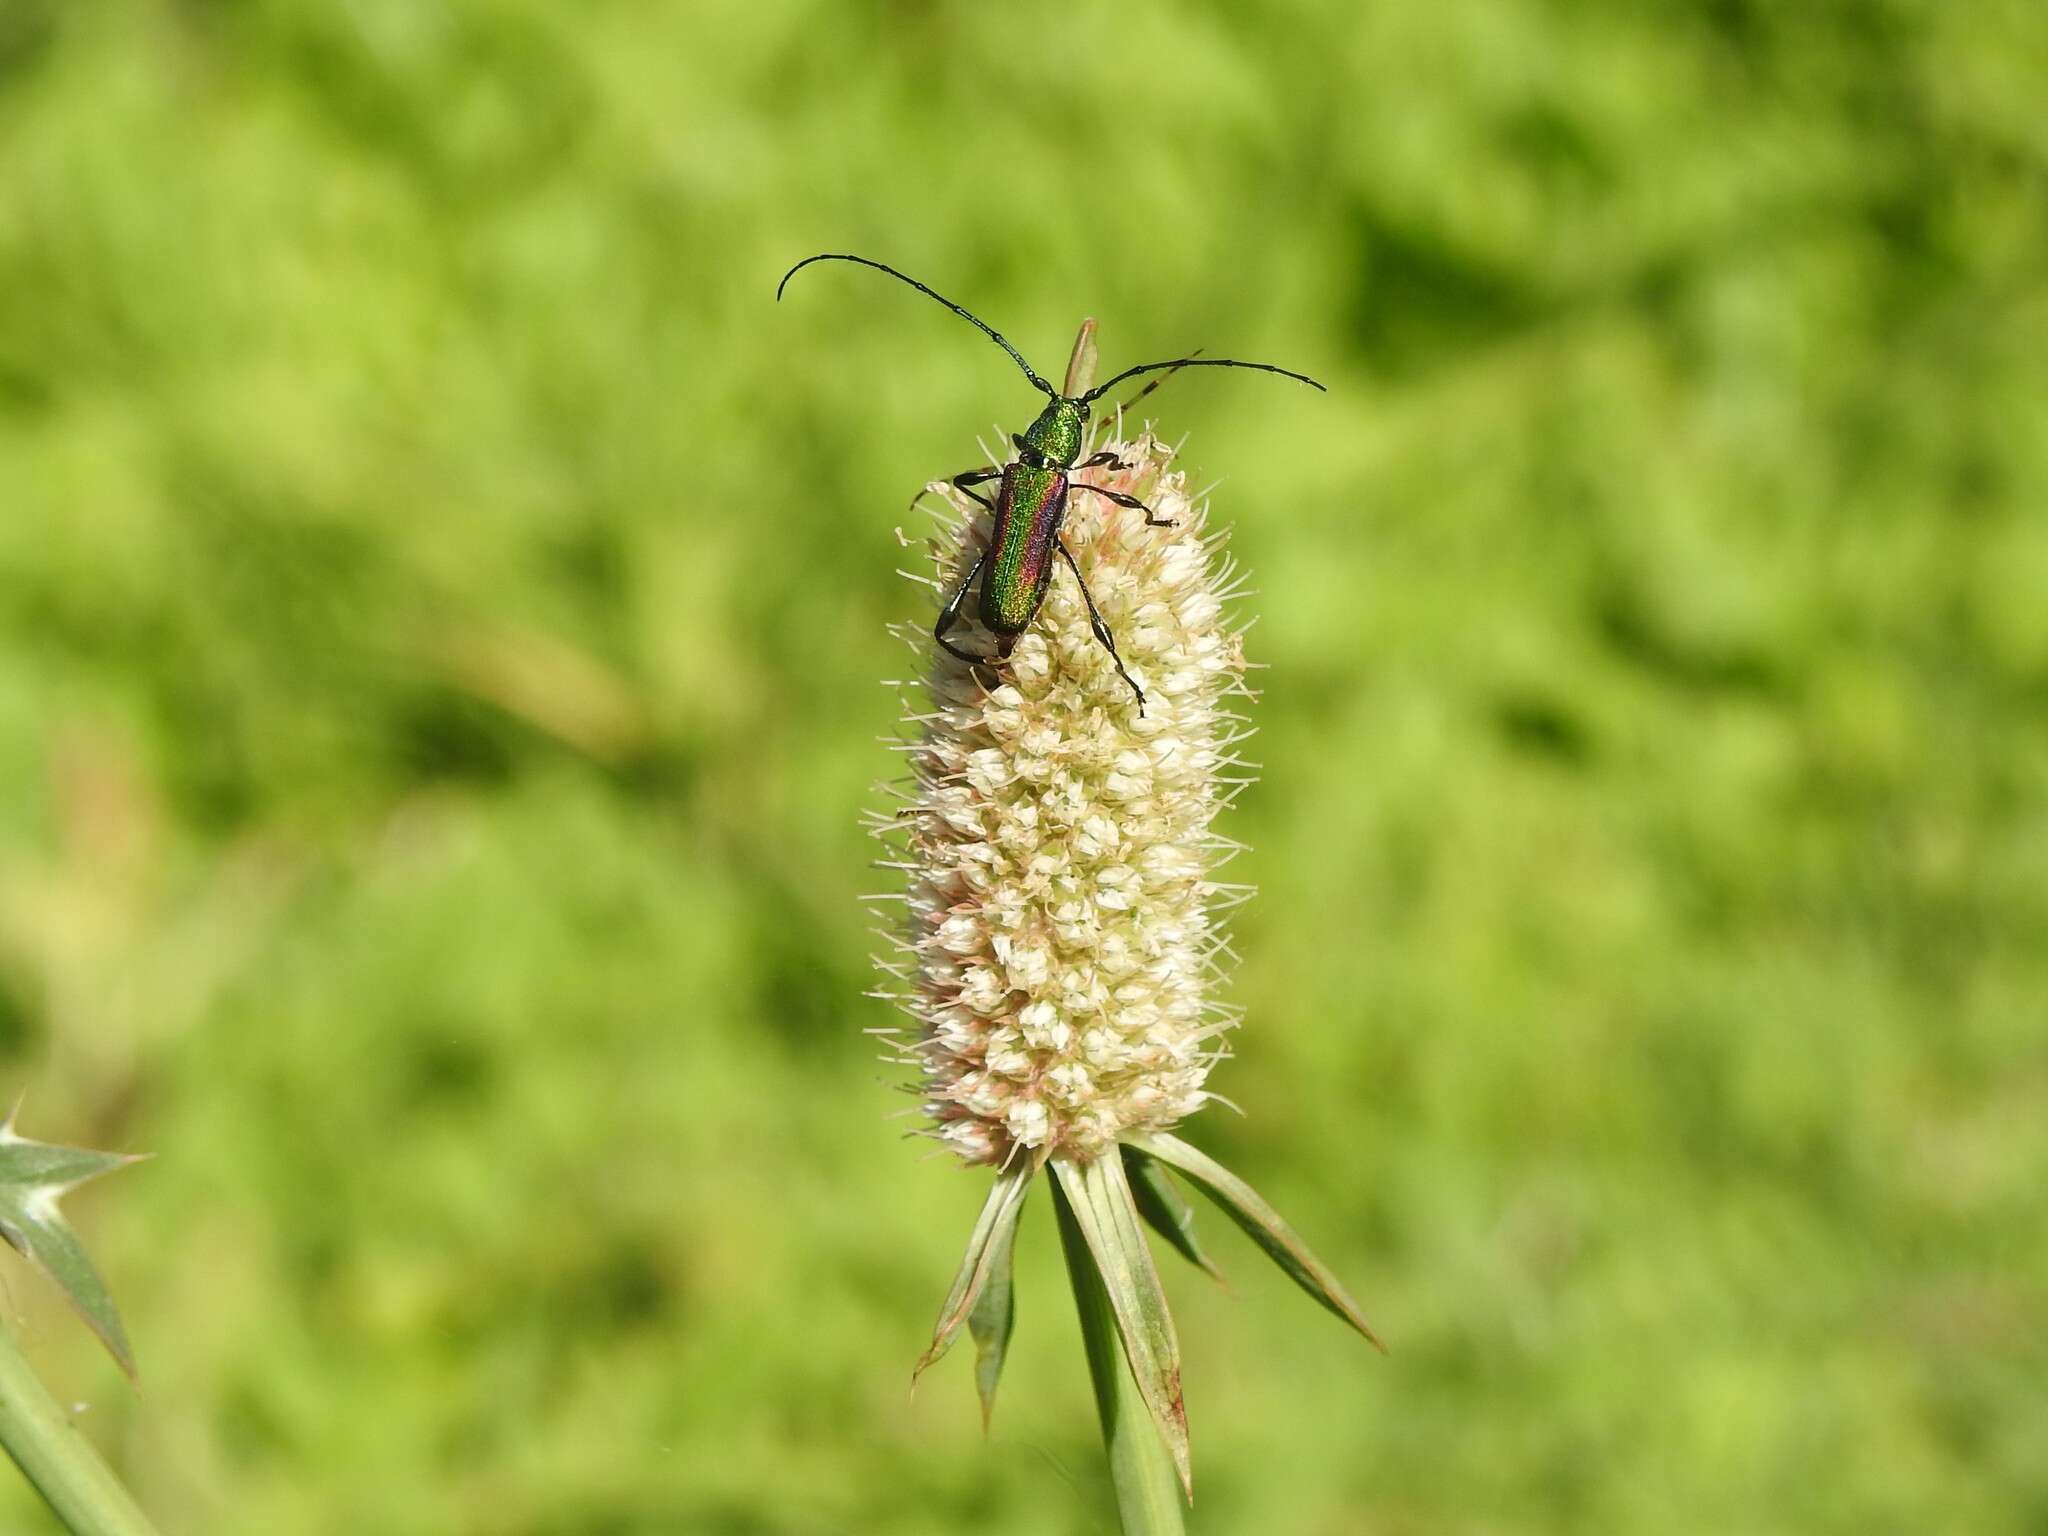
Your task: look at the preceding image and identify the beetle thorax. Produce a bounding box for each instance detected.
[1018,398,1087,468]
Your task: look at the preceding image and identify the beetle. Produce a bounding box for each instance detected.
[777,253,1324,710]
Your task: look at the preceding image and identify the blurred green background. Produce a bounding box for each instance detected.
[2,0,2045,1531]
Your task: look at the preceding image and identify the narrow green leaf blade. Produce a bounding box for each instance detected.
[0,1110,145,1380]
[966,1197,1020,1431]
[1052,1154,1191,1498]
[913,1157,1036,1385]
[1124,1146,1224,1283]
[1054,1177,1188,1534]
[1131,1132,1383,1352]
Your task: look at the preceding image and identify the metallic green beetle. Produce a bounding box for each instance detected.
[777,254,1325,710]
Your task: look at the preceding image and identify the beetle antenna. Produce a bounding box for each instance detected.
[778,254,1057,398]
[1081,356,1327,404]
[1112,349,1202,417]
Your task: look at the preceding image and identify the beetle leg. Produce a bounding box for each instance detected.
[910,465,1002,516]
[1071,481,1176,528]
[934,547,1001,668]
[950,466,1003,508]
[1075,451,1131,472]
[1056,539,1146,712]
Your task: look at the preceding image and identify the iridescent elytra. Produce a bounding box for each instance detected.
[776,254,1325,711]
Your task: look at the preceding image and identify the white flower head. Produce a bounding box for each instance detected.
[875,427,1253,1166]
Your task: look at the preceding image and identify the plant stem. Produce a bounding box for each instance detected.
[1054,1176,1187,1536]
[0,1326,160,1536]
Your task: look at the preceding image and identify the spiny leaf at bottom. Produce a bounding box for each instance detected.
[1130,1131,1383,1351]
[0,1104,146,1380]
[914,1155,1036,1385]
[967,1193,1020,1430]
[1124,1145,1224,1283]
[1052,1152,1191,1498]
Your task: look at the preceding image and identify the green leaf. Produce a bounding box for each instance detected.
[1124,1146,1224,1283]
[913,1156,1037,1386]
[1054,1176,1188,1535]
[966,1194,1020,1431]
[1130,1132,1383,1352]
[0,1102,146,1380]
[1051,1153,1190,1498]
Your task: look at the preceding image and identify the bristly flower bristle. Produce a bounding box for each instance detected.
[870,429,1254,1167]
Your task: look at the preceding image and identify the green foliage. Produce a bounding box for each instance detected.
[1124,1146,1223,1284]
[1054,1155,1190,1498]
[1134,1132,1381,1350]
[965,1188,1021,1433]
[0,1109,142,1380]
[913,1158,1034,1387]
[1,0,2044,1532]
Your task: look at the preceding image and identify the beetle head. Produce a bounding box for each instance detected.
[1017,397,1088,469]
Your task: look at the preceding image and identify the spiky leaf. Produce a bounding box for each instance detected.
[0,1106,145,1379]
[1051,1153,1190,1497]
[966,1193,1020,1430]
[1054,1172,1187,1533]
[914,1157,1036,1385]
[1131,1131,1383,1351]
[1124,1145,1223,1283]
